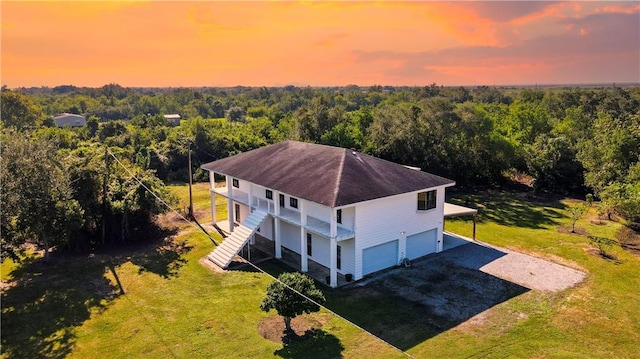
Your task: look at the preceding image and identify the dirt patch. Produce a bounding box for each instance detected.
[616,227,640,257]
[557,225,588,235]
[258,314,330,344]
[585,248,622,264]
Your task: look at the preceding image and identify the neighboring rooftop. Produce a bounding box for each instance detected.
[53,113,86,127]
[201,140,455,207]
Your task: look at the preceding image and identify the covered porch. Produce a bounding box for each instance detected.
[231,234,352,287]
[214,221,352,287]
[444,202,478,240]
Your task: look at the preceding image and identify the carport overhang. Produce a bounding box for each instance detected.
[444,203,478,239]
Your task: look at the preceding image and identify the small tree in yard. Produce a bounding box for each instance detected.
[569,203,588,233]
[588,236,618,258]
[260,272,326,333]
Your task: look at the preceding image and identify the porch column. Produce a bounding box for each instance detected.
[473,214,477,240]
[211,190,216,225]
[226,176,234,233]
[274,190,282,259]
[248,184,253,211]
[300,200,308,272]
[399,231,407,264]
[210,173,217,225]
[330,209,338,288]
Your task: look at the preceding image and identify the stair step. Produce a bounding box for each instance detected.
[208,211,269,269]
[214,246,236,259]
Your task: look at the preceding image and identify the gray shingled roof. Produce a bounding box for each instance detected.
[201,140,455,207]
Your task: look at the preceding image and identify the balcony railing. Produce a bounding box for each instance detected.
[214,187,354,240]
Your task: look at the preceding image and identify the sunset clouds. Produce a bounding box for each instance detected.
[1,1,638,87]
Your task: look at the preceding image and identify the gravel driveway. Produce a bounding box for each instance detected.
[358,236,587,325]
[439,239,586,292]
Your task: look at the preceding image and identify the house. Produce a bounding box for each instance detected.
[201,140,456,287]
[163,114,181,126]
[53,113,86,127]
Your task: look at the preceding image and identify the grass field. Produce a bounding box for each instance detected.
[1,184,639,358]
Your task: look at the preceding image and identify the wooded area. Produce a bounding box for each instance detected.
[1,84,639,260]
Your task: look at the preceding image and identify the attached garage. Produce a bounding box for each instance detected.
[362,240,398,275]
[406,229,437,260]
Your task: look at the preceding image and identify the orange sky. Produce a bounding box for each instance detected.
[2,1,639,87]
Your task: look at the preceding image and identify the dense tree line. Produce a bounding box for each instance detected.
[1,84,639,260]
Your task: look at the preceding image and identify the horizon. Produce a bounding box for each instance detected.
[2,1,639,88]
[6,82,640,91]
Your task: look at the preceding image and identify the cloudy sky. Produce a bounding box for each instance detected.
[1,1,638,87]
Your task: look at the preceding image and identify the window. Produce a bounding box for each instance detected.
[337,245,342,270]
[279,194,285,207]
[232,178,239,188]
[307,233,312,256]
[417,190,437,210]
[336,209,342,224]
[234,203,240,222]
[265,189,273,200]
[290,197,298,209]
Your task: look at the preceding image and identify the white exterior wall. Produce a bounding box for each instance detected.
[233,202,250,225]
[250,184,274,210]
[280,221,301,252]
[307,235,355,276]
[308,233,330,268]
[231,177,250,199]
[353,186,446,280]
[338,206,356,231]
[306,201,330,221]
[257,217,274,240]
[338,239,355,276]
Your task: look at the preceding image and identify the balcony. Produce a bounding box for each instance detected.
[306,215,354,241]
[212,186,249,205]
[216,188,355,240]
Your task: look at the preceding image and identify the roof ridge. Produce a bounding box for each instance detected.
[332,148,346,208]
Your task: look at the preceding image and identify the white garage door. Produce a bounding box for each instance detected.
[362,240,398,276]
[406,229,437,260]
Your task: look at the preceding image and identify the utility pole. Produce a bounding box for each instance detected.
[188,141,194,219]
[102,146,109,245]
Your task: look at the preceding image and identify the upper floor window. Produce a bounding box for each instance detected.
[290,197,298,209]
[266,189,273,200]
[417,190,437,210]
[336,209,342,224]
[279,194,285,207]
[232,178,239,188]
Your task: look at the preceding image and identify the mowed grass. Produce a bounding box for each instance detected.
[434,191,640,358]
[2,185,639,358]
[1,182,400,359]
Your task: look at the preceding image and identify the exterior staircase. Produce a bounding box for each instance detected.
[207,210,268,269]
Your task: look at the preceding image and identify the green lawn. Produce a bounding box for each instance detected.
[1,185,638,358]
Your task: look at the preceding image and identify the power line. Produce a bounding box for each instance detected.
[105,146,218,246]
[106,146,412,358]
[234,256,414,358]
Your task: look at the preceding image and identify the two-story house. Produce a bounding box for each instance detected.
[201,140,455,287]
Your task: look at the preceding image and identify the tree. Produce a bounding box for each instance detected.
[569,203,588,233]
[1,129,83,262]
[0,90,45,130]
[588,236,618,258]
[225,106,246,122]
[260,272,326,333]
[525,135,584,193]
